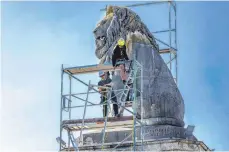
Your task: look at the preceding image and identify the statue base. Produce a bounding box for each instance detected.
[75,124,211,151]
[78,138,210,151]
[82,125,188,145]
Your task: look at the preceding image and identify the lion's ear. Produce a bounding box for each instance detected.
[106,6,113,16]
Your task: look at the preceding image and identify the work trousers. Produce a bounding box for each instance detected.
[103,103,119,117]
[113,103,119,116]
[103,104,108,117]
[101,91,119,117]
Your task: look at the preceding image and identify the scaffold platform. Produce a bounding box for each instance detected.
[62,116,134,131]
[64,63,118,75]
[59,59,143,151]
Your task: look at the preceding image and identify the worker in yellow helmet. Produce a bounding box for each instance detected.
[112,38,129,84]
[118,38,125,47]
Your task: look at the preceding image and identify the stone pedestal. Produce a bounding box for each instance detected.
[79,138,211,151]
[82,125,188,145]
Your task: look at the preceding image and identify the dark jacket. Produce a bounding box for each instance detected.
[98,77,111,103]
[112,45,129,67]
[98,76,117,103]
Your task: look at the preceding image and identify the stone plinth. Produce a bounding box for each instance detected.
[77,139,210,151]
[82,125,189,146]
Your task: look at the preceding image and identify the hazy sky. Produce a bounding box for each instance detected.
[1,1,229,151]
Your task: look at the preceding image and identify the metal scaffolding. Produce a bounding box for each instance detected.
[58,1,178,151]
[59,59,144,151]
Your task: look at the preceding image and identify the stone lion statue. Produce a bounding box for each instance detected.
[93,5,185,128]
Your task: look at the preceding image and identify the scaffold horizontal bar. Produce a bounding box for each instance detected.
[64,63,117,75]
[64,122,135,132]
[159,48,170,54]
[63,91,98,96]
[69,101,133,109]
[152,29,175,34]
[62,116,133,125]
[100,1,170,11]
[154,37,177,52]
[71,95,95,105]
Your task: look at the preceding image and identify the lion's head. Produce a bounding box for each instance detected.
[93,5,159,64]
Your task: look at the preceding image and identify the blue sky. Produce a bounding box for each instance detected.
[1,1,229,151]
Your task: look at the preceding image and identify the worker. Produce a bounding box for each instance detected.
[112,38,129,84]
[98,71,119,117]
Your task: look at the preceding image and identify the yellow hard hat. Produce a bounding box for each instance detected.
[118,38,125,47]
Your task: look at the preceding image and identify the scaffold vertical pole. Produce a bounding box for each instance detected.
[67,130,70,151]
[59,64,64,151]
[69,75,72,119]
[169,1,172,71]
[101,88,112,149]
[174,2,178,84]
[79,80,91,145]
[140,63,144,151]
[67,75,72,151]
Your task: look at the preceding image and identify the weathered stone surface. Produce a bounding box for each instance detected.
[133,43,184,126]
[82,126,185,145]
[78,139,210,151]
[82,125,199,146]
[137,125,186,140]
